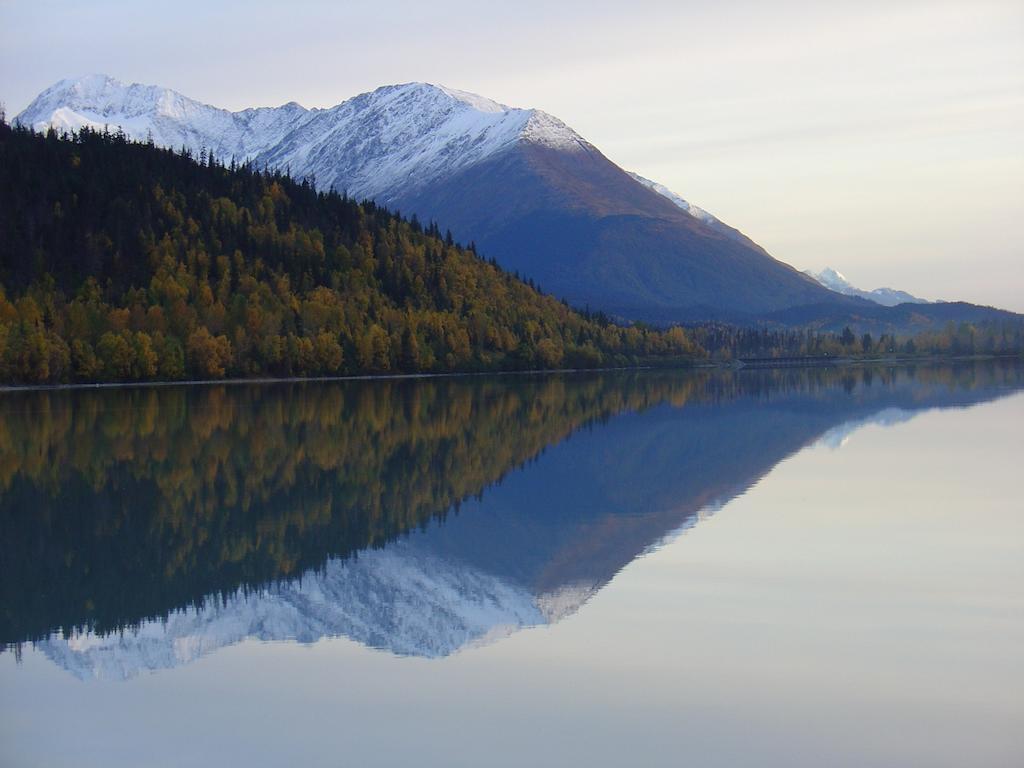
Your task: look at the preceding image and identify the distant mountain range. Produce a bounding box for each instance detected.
[804,267,931,307]
[16,75,1018,330]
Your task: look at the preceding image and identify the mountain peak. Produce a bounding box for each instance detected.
[520,108,591,151]
[348,82,587,150]
[819,266,849,285]
[344,81,513,118]
[19,74,227,140]
[35,73,180,111]
[805,267,931,307]
[52,72,123,94]
[432,84,510,114]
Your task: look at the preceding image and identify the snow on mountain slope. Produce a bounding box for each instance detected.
[16,75,593,202]
[805,267,931,307]
[36,540,598,680]
[260,83,535,199]
[16,74,304,160]
[627,172,719,227]
[627,171,766,250]
[816,407,915,450]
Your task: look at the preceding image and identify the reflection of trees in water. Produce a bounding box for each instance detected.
[0,360,1019,647]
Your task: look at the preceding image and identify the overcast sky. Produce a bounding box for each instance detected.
[3,0,1022,311]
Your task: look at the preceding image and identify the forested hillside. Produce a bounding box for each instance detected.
[0,121,699,384]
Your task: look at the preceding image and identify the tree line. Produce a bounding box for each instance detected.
[0,120,700,384]
[687,321,1023,360]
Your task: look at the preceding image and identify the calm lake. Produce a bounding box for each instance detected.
[1,361,1022,767]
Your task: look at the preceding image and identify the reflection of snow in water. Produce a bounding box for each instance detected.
[38,541,600,680]
[816,407,914,450]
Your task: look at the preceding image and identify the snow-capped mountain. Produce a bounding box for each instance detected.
[804,267,931,307]
[16,74,592,202]
[17,74,847,322]
[17,74,309,163]
[259,84,594,200]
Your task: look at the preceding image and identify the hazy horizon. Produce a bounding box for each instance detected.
[2,0,1021,312]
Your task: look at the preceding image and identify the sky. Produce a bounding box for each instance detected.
[2,0,1022,311]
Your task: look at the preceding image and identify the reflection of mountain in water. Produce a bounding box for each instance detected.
[41,545,554,678]
[816,407,915,450]
[4,362,1022,677]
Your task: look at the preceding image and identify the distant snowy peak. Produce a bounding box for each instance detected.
[805,267,931,307]
[813,267,851,289]
[16,75,591,202]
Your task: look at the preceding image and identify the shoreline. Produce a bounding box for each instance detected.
[0,353,1019,394]
[0,363,675,394]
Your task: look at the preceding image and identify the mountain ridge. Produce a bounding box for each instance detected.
[17,75,592,200]
[17,74,853,322]
[15,75,1019,330]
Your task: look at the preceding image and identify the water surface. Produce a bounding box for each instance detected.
[1,362,1022,766]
